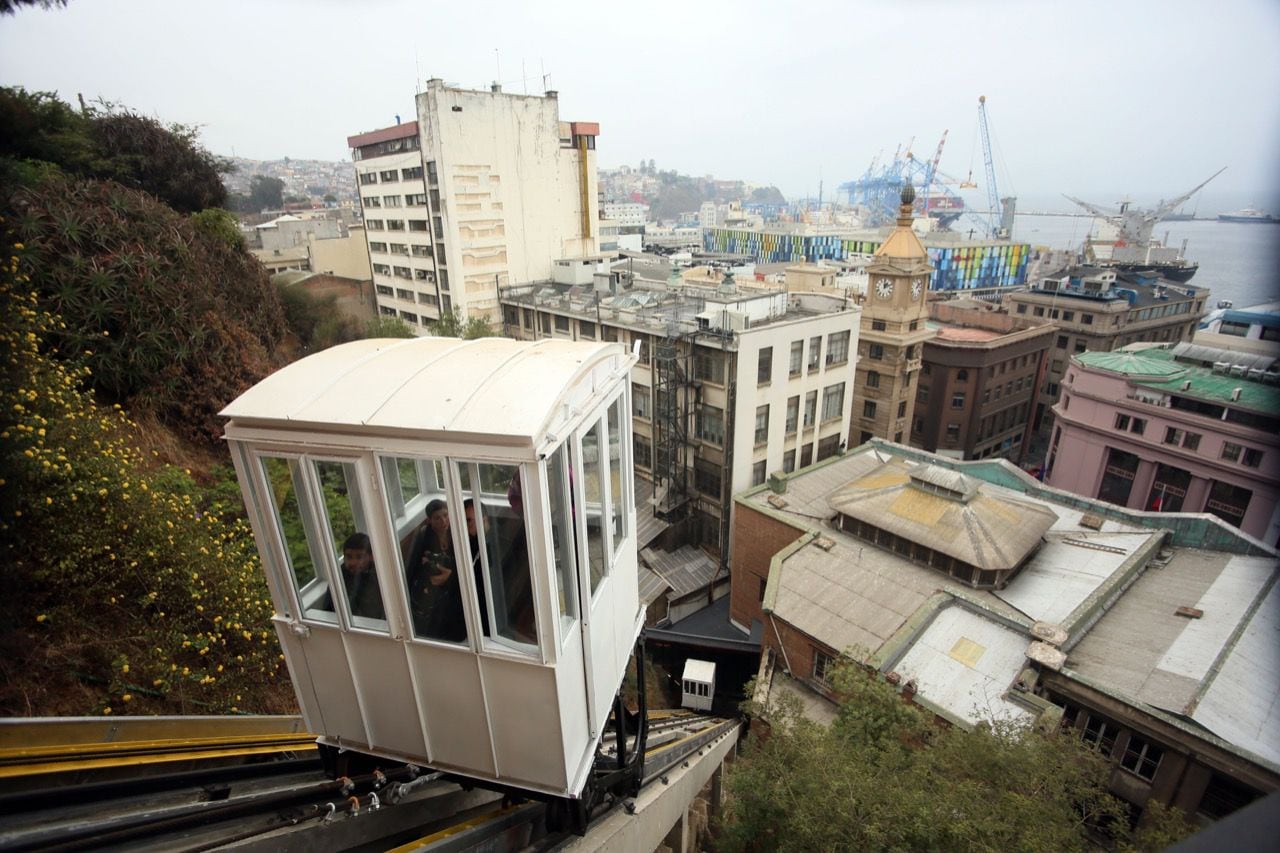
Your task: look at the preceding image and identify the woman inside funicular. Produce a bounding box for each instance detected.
[406,498,466,642]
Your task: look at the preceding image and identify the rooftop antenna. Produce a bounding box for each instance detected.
[494,48,501,87]
[522,58,527,95]
[415,49,421,94]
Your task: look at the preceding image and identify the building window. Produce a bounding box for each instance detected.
[379,169,398,182]
[698,404,725,446]
[867,370,880,388]
[822,383,845,422]
[386,219,405,231]
[1082,715,1117,757]
[1016,303,1027,314]
[1221,442,1242,462]
[951,392,966,409]
[362,195,382,208]
[1074,341,1087,354]
[1130,417,1146,435]
[803,391,817,428]
[1242,447,1263,468]
[808,336,822,372]
[359,172,378,186]
[539,314,551,335]
[785,396,799,434]
[897,400,907,418]
[383,195,402,207]
[1120,735,1164,781]
[868,344,884,360]
[945,423,960,442]
[401,166,424,180]
[956,369,968,381]
[632,383,651,420]
[375,284,392,296]
[782,450,796,474]
[1082,313,1094,325]
[827,331,850,364]
[579,320,596,340]
[633,434,652,470]
[871,320,886,332]
[813,649,834,685]
[916,386,928,403]
[789,340,803,376]
[1062,311,1074,322]
[863,400,877,419]
[751,460,766,487]
[909,320,919,331]
[755,405,770,444]
[758,347,773,384]
[694,457,722,497]
[1034,306,1044,317]
[554,315,569,333]
[694,349,725,384]
[369,241,388,253]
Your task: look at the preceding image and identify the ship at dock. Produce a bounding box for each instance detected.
[1217,206,1279,224]
[1065,168,1224,283]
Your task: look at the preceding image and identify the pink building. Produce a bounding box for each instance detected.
[1046,348,1280,546]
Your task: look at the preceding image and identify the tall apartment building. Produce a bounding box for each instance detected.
[1046,346,1280,544]
[499,260,860,565]
[1005,267,1208,434]
[911,299,1055,463]
[346,80,599,329]
[850,188,935,446]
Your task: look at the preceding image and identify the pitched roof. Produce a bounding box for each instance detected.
[827,459,1058,572]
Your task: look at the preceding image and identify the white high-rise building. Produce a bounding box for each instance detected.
[346,80,600,328]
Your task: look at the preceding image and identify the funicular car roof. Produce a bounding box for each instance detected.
[221,337,625,448]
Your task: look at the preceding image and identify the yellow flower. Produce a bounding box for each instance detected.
[36,614,47,623]
[121,694,132,703]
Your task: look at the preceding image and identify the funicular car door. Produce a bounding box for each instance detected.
[571,395,630,738]
[250,451,406,749]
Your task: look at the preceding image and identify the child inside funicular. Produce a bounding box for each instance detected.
[320,532,385,620]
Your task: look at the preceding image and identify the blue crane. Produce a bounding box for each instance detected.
[977,95,1015,239]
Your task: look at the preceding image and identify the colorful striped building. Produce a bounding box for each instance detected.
[703,226,1029,292]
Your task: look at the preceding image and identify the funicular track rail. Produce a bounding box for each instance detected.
[0,713,739,852]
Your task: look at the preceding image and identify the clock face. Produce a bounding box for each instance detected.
[911,279,923,300]
[875,278,894,299]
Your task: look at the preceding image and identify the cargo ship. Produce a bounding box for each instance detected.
[1066,169,1224,284]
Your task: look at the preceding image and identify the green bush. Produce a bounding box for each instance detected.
[0,233,291,715]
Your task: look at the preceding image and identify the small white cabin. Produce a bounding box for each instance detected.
[221,337,641,798]
[681,659,716,712]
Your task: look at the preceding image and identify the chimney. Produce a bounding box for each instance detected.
[490,82,502,93]
[545,89,559,99]
[1231,387,1242,401]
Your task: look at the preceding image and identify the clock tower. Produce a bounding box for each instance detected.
[851,185,936,446]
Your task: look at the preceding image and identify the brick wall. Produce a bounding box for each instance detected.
[728,500,806,632]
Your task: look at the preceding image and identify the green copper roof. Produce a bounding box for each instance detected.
[1075,350,1187,377]
[1077,348,1280,415]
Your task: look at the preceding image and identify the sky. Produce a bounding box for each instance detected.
[2,0,1279,212]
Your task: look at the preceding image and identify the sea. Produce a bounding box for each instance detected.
[1010,214,1280,309]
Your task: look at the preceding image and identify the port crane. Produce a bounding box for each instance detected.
[1063,167,1226,246]
[976,95,1015,239]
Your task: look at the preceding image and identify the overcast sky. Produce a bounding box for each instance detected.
[2,0,1278,211]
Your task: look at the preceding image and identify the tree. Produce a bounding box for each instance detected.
[7,173,286,445]
[718,662,1188,852]
[426,308,495,339]
[0,0,68,15]
[366,316,416,338]
[0,87,230,214]
[248,175,284,211]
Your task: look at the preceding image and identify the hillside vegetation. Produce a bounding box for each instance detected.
[0,88,297,714]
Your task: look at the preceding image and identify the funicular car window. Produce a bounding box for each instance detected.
[581,417,607,595]
[258,455,336,626]
[379,454,464,644]
[546,443,580,637]
[458,461,538,653]
[607,396,627,558]
[312,459,387,634]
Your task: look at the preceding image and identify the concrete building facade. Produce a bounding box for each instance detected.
[347,80,599,330]
[1005,267,1209,435]
[850,189,935,446]
[1045,347,1280,545]
[911,299,1055,463]
[500,261,860,567]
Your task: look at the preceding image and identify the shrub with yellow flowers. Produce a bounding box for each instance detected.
[0,230,293,716]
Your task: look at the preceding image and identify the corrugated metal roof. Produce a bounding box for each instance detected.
[894,605,1034,725]
[221,337,628,449]
[637,566,670,608]
[1191,579,1280,766]
[640,546,719,598]
[995,533,1154,625]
